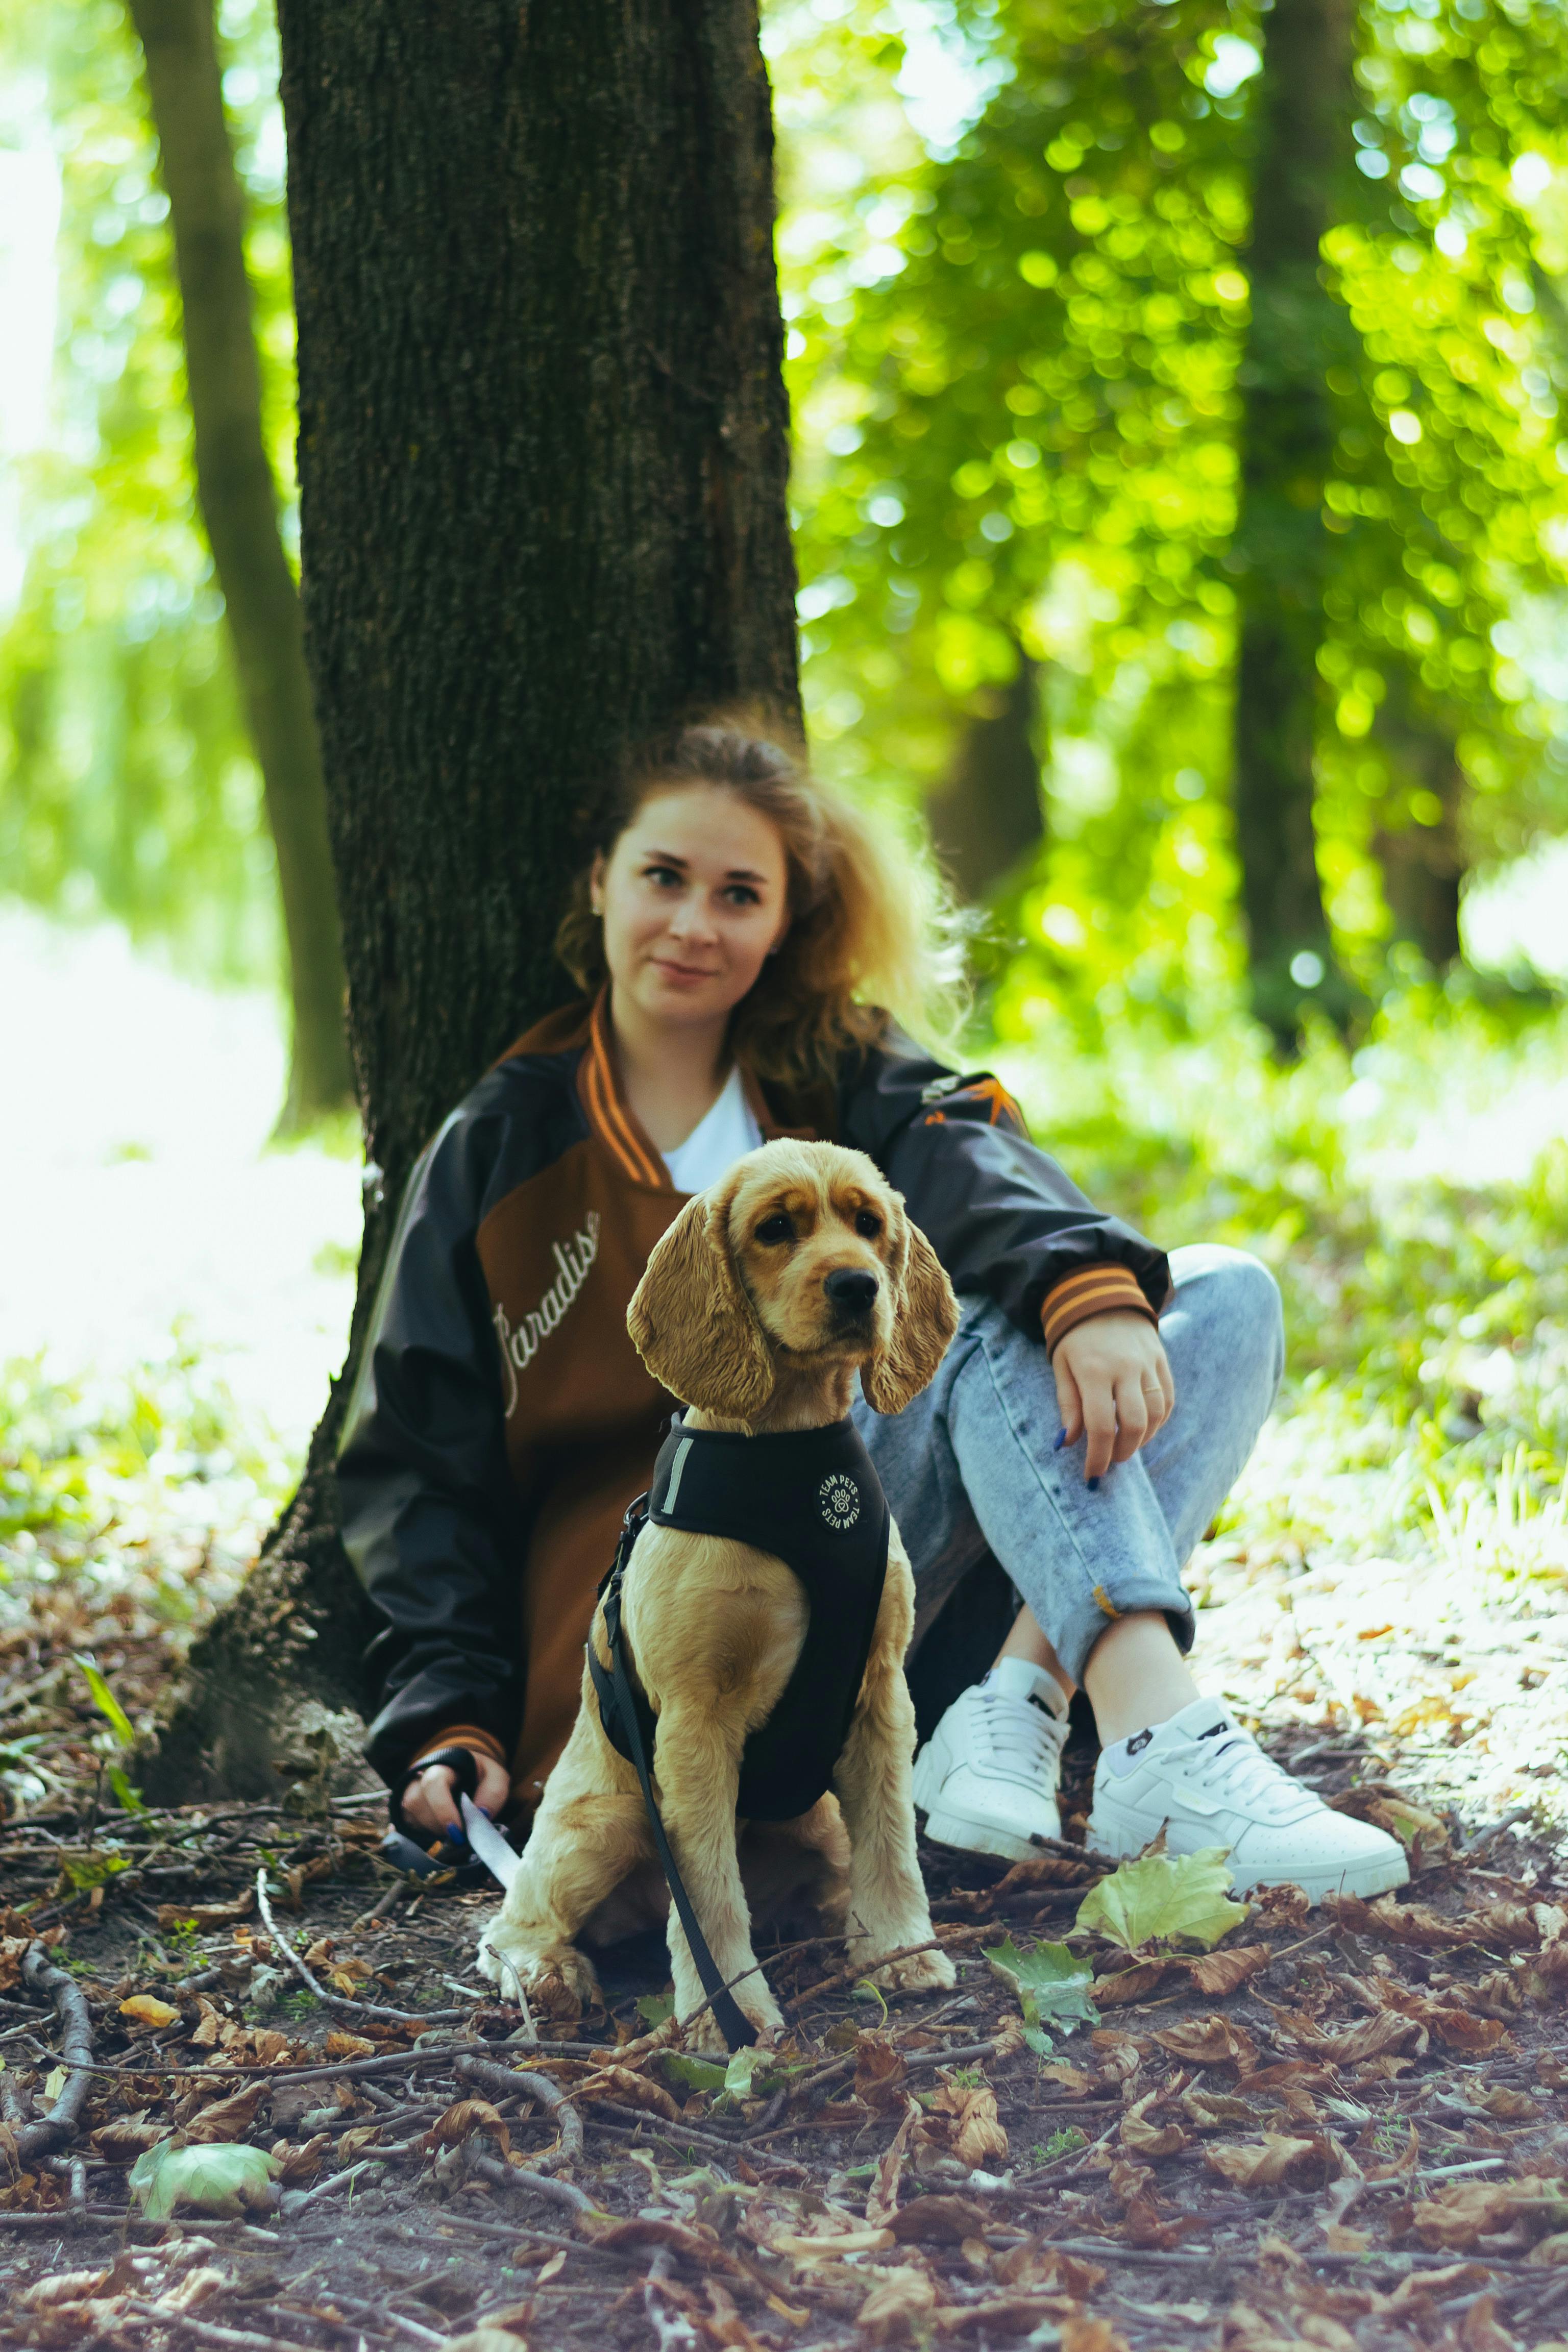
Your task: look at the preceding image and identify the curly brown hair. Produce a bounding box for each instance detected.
[555,714,960,1088]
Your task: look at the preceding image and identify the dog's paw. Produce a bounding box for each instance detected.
[680,1998,783,2059]
[848,1926,956,1994]
[478,1922,600,2020]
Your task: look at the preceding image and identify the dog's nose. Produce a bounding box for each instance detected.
[825,1267,879,1314]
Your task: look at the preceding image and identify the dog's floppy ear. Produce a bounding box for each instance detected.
[862,1208,959,1416]
[628,1181,775,1420]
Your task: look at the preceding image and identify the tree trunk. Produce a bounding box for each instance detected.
[1372,676,1465,968]
[926,651,1044,902]
[146,0,799,1801]
[129,0,354,1131]
[1230,0,1359,1045]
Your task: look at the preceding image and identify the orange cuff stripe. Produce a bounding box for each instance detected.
[413,1725,508,1769]
[1041,1265,1156,1355]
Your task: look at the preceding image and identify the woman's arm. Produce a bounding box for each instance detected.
[839,1033,1170,1340]
[337,1085,528,1791]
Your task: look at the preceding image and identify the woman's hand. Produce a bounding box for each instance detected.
[1054,1311,1174,1481]
[399,1750,512,1842]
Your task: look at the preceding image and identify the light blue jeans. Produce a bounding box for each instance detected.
[852,1245,1285,1687]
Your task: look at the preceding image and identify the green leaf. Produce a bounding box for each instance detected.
[59,1847,131,1893]
[76,1655,135,1748]
[983,1937,1099,2045]
[660,2052,730,2097]
[108,1765,149,1818]
[723,2047,760,2101]
[128,2138,280,2221]
[635,1993,674,2028]
[850,1977,889,2027]
[1073,1847,1248,1955]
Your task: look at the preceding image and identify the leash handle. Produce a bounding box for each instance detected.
[600,1559,758,2055]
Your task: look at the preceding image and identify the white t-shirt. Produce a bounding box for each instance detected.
[661,1064,764,1194]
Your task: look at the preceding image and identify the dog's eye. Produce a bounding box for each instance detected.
[854,1210,881,1239]
[755,1212,794,1245]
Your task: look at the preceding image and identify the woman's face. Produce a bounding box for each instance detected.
[592,785,791,1034]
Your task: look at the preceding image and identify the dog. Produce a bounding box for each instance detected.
[477,1138,960,2047]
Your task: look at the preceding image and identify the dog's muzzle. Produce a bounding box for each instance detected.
[824,1267,879,1320]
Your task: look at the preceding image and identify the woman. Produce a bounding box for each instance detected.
[339,717,1405,1904]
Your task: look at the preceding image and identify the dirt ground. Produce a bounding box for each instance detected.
[5,1666,1568,2352]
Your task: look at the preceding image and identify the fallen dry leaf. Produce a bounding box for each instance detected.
[1120,2091,1186,2157]
[1060,2318,1133,2352]
[1154,2015,1259,2072]
[422,2099,512,2161]
[856,2265,937,2344]
[577,2063,682,2122]
[887,2195,990,2244]
[1206,2130,1325,2191]
[1091,1959,1174,2005]
[324,2030,377,2059]
[854,2031,912,2113]
[119,1994,180,2029]
[866,2099,920,2228]
[1184,1942,1273,1997]
[184,2086,265,2145]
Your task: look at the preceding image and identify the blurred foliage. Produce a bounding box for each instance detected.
[773,0,1568,1039]
[0,0,1564,1034]
[0,1337,285,1636]
[0,0,291,983]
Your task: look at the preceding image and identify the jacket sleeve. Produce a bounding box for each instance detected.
[336,1092,527,1787]
[838,1031,1170,1342]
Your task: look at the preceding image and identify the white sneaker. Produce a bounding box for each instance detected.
[911,1659,1071,1864]
[1087,1696,1409,1903]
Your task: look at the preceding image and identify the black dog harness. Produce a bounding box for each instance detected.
[589,1412,891,2048]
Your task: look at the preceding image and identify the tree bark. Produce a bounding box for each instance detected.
[926,651,1044,902]
[128,0,353,1130]
[1230,0,1359,1045]
[146,0,799,1800]
[1373,677,1465,968]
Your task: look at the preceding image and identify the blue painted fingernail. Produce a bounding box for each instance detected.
[1088,1475,1101,1491]
[1054,1428,1068,1452]
[445,1823,466,1846]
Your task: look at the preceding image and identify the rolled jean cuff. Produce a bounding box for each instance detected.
[1048,1578,1196,1689]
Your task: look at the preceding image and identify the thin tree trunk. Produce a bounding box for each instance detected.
[1373,677,1465,967]
[128,0,353,1130]
[1230,0,1359,1045]
[927,651,1044,901]
[147,0,799,1799]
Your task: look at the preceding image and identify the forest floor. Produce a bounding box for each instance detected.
[4,955,1568,2349]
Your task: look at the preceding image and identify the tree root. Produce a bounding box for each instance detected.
[456,2052,585,2168]
[15,1942,96,2165]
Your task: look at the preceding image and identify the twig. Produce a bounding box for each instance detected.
[457,2052,585,2168]
[428,2209,648,2269]
[278,2159,378,2217]
[644,2246,701,2352]
[14,1941,95,2163]
[786,1926,989,2012]
[1459,1805,1533,1859]
[253,1867,467,2025]
[467,2149,600,2214]
[125,2300,320,2352]
[479,1939,537,2042]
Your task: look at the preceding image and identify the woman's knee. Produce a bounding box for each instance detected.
[1166,1243,1285,1394]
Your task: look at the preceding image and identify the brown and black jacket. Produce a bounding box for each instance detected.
[337,993,1169,1811]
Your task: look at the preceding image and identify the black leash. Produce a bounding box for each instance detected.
[594,1496,759,2054]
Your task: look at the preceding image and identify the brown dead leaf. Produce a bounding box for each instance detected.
[855,2032,912,2113]
[1107,2157,1153,2205]
[324,2030,376,2059]
[1206,2131,1326,2191]
[18,2269,114,2310]
[1182,2088,1257,2130]
[1092,1959,1175,2005]
[1528,2234,1568,2267]
[1037,2061,1093,2098]
[928,2079,1008,2168]
[1120,2091,1186,2158]
[1474,2086,1540,2120]
[1060,2319,1133,2352]
[1473,1903,1545,1950]
[1272,2007,1424,2064]
[1088,2028,1144,2082]
[887,2195,990,2244]
[273,2132,330,2185]
[156,1894,254,1932]
[1154,2015,1259,2072]
[578,2063,682,2122]
[90,2117,168,2162]
[1182,1943,1272,1998]
[1410,2176,1568,2250]
[422,2099,512,2161]
[184,2085,265,2144]
[1459,2294,1521,2351]
[1425,2004,1508,2053]
[856,2266,937,2344]
[866,2099,920,2229]
[1325,2223,1370,2253]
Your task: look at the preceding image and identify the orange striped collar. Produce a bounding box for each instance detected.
[577,990,818,1189]
[581,993,671,1188]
